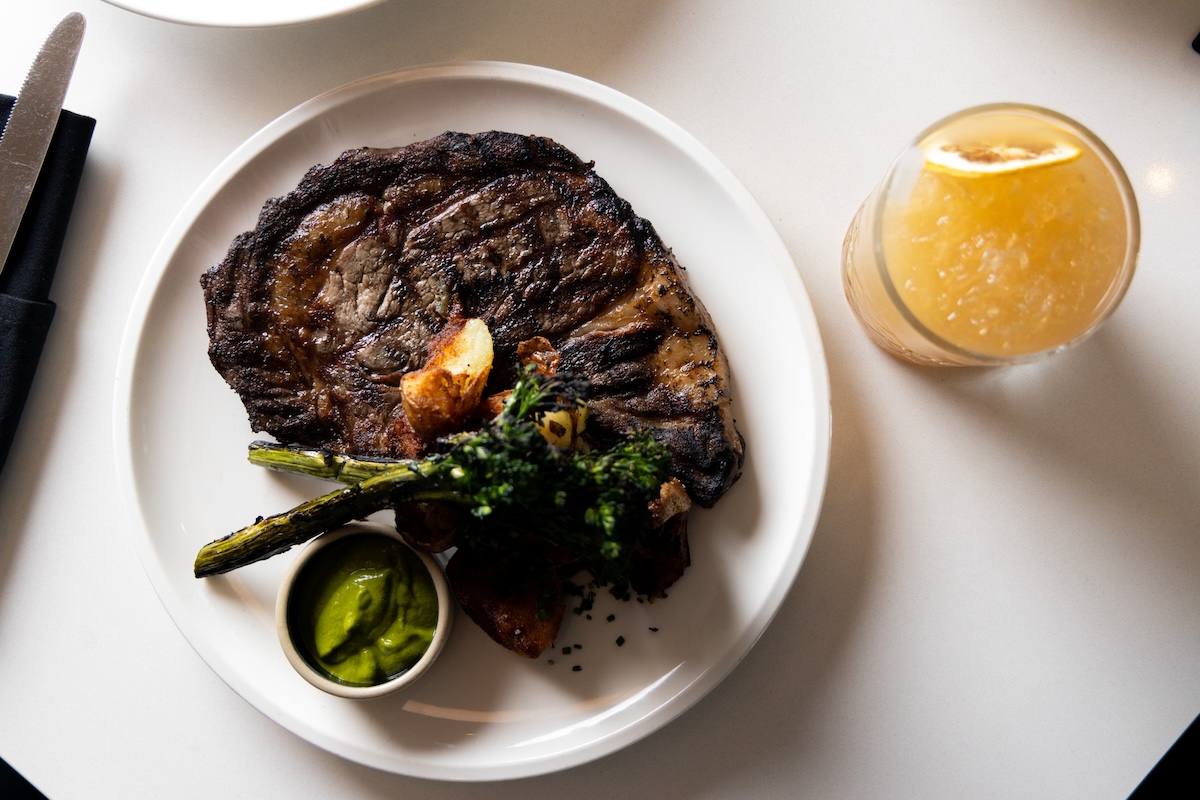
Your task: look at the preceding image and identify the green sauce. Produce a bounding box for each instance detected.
[290,534,439,686]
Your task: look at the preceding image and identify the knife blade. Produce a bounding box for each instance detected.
[0,12,86,272]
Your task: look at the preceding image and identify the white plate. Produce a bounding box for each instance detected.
[114,62,831,780]
[101,0,388,28]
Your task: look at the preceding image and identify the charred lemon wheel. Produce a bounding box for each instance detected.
[923,141,1082,177]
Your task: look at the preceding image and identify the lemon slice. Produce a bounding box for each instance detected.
[923,142,1081,177]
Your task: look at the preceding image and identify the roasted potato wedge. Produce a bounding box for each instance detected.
[401,318,493,440]
[446,548,565,659]
[535,406,588,450]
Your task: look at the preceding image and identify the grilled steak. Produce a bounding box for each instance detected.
[201,131,743,506]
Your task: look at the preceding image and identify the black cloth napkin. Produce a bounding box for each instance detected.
[0,754,47,799]
[0,95,94,476]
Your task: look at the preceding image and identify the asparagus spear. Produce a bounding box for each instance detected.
[193,461,435,577]
[246,440,401,484]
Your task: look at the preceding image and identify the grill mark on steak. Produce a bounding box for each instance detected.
[202,131,743,506]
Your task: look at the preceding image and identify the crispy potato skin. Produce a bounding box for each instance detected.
[400,366,474,440]
[446,549,566,659]
[400,318,493,440]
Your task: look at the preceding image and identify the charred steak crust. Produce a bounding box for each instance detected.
[202,131,744,506]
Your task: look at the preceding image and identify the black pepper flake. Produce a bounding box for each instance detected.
[606,614,615,622]
[616,636,626,646]
[562,646,572,655]
[649,627,659,632]
[572,665,582,672]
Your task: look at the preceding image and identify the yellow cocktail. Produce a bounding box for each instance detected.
[843,105,1139,366]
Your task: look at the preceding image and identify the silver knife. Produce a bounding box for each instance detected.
[0,12,86,271]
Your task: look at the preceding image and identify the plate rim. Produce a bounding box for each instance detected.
[99,0,389,28]
[113,60,832,780]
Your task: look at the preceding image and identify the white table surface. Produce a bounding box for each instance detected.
[2,1,1198,797]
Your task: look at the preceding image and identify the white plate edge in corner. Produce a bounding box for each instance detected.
[100,0,389,28]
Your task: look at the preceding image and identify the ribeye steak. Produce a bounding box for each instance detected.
[201,131,743,506]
